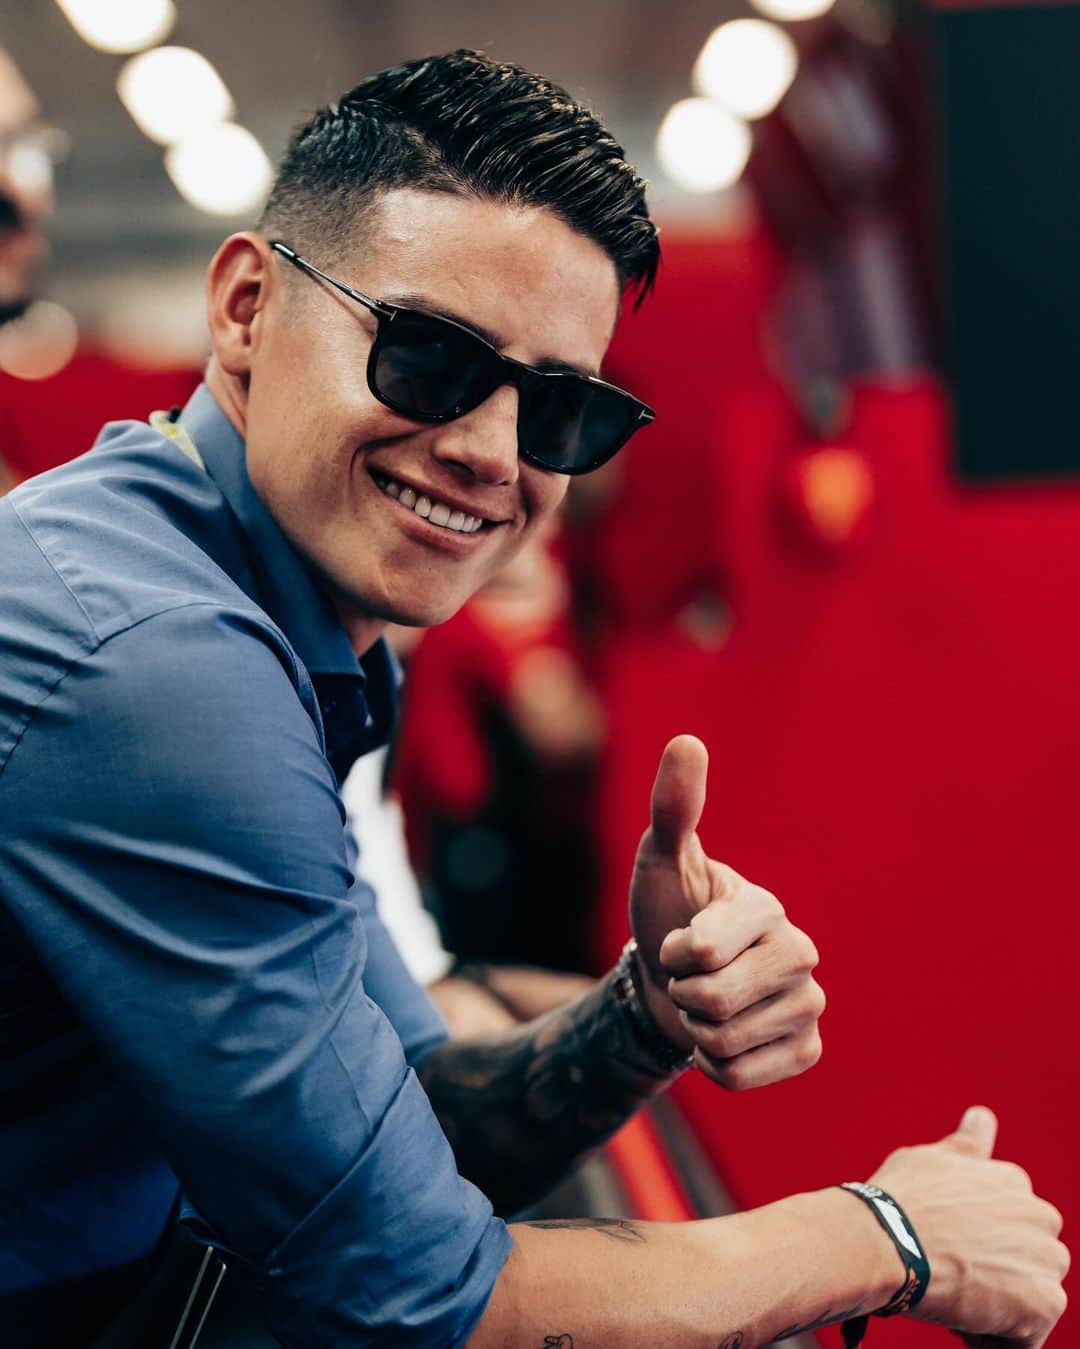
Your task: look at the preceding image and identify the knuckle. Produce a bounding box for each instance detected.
[1040,1201,1066,1236]
[706,982,741,1021]
[687,927,721,968]
[1044,1280,1067,1323]
[697,1052,739,1092]
[797,1032,823,1070]
[804,979,827,1020]
[1002,1160,1034,1190]
[721,1061,753,1092]
[699,1022,740,1059]
[799,931,821,970]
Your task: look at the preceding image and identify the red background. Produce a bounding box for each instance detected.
[592,230,1080,1345]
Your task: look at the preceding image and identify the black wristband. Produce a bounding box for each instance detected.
[612,940,695,1075]
[838,1182,930,1348]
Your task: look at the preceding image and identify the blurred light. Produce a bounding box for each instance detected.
[55,0,176,54]
[118,48,234,146]
[0,301,78,380]
[693,20,799,121]
[165,124,273,216]
[750,0,836,20]
[655,98,752,194]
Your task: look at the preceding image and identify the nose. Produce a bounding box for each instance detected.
[429,383,519,486]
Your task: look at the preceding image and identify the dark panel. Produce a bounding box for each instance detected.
[936,4,1080,479]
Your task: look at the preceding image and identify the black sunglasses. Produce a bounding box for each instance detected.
[270,241,655,475]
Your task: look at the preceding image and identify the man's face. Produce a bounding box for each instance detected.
[242,189,621,639]
[0,50,51,323]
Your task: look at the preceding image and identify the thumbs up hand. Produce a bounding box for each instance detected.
[866,1107,1068,1346]
[627,735,825,1089]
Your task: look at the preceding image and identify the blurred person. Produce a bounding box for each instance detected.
[343,735,594,1037]
[0,46,53,492]
[0,48,48,324]
[393,518,604,973]
[0,50,1066,1349]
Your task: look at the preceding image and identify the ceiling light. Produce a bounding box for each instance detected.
[693,20,799,121]
[655,98,752,194]
[0,301,79,381]
[165,124,273,217]
[750,0,836,19]
[118,47,233,146]
[55,0,176,54]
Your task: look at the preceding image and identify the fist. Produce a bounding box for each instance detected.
[629,735,825,1090]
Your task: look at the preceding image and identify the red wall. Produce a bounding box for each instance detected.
[593,241,1080,1345]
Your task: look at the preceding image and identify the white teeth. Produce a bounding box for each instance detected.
[375,474,485,534]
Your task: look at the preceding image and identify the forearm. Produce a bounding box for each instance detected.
[417,967,681,1214]
[452,962,597,1021]
[469,1189,901,1348]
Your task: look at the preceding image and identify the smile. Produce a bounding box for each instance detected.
[372,472,487,535]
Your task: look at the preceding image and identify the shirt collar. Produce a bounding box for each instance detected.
[178,383,364,681]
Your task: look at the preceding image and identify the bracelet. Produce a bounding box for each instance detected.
[837,1182,931,1348]
[612,939,695,1075]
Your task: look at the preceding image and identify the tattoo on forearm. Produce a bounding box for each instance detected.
[773,1305,866,1337]
[417,969,676,1214]
[523,1217,646,1243]
[542,1336,574,1347]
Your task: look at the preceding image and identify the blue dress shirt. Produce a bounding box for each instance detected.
[0,387,511,1346]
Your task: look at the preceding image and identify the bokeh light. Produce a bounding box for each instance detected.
[54,0,176,54]
[655,98,752,194]
[118,47,234,146]
[165,123,273,216]
[750,0,836,20]
[0,301,79,380]
[693,20,799,121]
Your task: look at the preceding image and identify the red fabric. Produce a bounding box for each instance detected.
[394,584,585,867]
[594,373,1080,1344]
[573,227,781,628]
[0,346,200,481]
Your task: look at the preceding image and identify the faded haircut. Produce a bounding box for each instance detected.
[258,49,659,305]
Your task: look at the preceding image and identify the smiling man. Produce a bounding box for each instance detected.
[0,50,1067,1349]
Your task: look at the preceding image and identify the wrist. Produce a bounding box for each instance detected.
[613,940,694,1074]
[781,1189,909,1316]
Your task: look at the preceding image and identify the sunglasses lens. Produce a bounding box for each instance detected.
[372,311,493,419]
[519,376,639,474]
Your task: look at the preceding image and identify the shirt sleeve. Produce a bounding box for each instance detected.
[1,601,511,1347]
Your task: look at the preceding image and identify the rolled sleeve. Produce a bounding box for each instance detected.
[1,602,510,1345]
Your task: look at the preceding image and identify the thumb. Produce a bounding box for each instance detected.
[948,1105,998,1158]
[648,734,708,858]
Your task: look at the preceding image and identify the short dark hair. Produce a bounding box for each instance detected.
[259,49,659,305]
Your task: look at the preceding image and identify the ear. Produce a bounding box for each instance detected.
[205,233,277,379]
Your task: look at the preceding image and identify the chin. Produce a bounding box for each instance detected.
[386,597,465,630]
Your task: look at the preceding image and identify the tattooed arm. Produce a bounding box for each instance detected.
[417,964,681,1214]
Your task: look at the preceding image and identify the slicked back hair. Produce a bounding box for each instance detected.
[258,49,659,306]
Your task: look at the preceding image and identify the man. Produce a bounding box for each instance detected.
[0,50,1066,1349]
